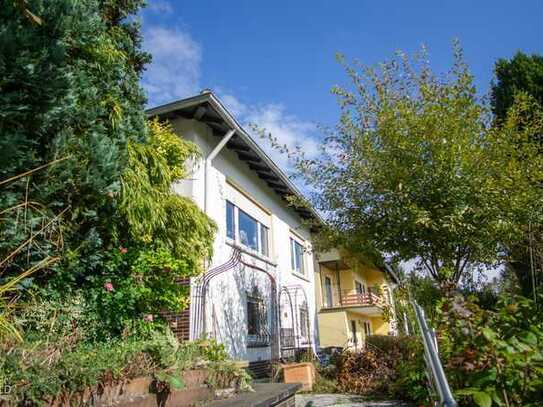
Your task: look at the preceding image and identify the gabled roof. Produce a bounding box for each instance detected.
[146,90,319,223]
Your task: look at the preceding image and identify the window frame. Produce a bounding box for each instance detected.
[355,280,366,295]
[247,293,269,347]
[260,224,269,257]
[299,304,310,343]
[238,207,259,251]
[290,236,306,276]
[226,200,270,258]
[324,276,333,307]
[226,201,236,240]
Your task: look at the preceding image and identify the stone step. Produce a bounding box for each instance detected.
[296,394,411,407]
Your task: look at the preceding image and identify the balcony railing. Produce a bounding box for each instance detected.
[322,287,386,309]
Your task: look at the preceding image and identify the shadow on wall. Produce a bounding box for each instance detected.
[208,262,273,361]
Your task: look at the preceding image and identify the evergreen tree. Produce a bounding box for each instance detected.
[492,52,543,122]
[491,52,543,298]
[0,0,149,285]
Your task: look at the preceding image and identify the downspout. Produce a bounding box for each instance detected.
[194,128,235,340]
[204,128,236,214]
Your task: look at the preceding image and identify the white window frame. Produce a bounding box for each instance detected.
[355,280,366,295]
[226,200,270,258]
[290,236,306,277]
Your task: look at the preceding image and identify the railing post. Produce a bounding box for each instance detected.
[412,302,457,407]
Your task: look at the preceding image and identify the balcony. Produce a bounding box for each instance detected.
[321,288,386,313]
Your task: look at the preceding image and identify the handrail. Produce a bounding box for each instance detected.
[323,288,386,308]
[412,301,457,407]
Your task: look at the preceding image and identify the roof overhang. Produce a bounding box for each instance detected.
[146,91,321,224]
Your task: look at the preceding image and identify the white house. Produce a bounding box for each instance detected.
[147,91,319,376]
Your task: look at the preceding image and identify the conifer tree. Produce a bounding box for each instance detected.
[0,0,149,285]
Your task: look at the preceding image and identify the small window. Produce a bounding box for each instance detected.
[355,281,365,295]
[247,293,269,346]
[290,238,305,275]
[239,209,258,251]
[226,201,235,240]
[260,224,269,257]
[299,305,309,341]
[324,276,333,307]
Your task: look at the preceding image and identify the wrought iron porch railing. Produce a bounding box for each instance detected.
[322,288,385,309]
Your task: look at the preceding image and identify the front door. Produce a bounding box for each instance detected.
[350,320,358,347]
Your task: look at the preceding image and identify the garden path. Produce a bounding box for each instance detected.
[295,394,410,407]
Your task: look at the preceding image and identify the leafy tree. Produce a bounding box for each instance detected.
[292,45,543,289]
[0,1,216,337]
[491,52,543,299]
[85,120,215,337]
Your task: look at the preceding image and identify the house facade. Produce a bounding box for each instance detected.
[314,250,398,350]
[148,91,398,374]
[147,91,319,374]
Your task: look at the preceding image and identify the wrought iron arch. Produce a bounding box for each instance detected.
[278,284,314,359]
[192,247,280,360]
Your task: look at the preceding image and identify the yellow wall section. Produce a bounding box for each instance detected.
[317,263,389,301]
[317,311,349,348]
[319,266,341,306]
[370,316,390,335]
[315,256,395,347]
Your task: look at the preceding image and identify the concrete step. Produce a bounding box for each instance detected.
[296,394,411,407]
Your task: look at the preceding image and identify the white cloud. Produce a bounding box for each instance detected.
[219,93,319,169]
[142,26,201,106]
[139,20,319,171]
[146,0,173,14]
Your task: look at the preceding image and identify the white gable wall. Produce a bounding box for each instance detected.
[170,117,317,363]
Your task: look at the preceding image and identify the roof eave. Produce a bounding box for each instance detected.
[146,92,323,224]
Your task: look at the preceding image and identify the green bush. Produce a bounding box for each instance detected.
[437,294,543,406]
[0,327,250,404]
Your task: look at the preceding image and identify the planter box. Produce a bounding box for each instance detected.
[281,362,315,392]
[18,369,222,407]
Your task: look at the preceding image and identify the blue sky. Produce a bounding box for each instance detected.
[140,0,543,167]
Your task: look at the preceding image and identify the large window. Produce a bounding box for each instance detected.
[290,237,305,275]
[226,200,269,256]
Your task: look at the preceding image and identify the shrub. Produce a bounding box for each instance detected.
[437,294,543,406]
[321,336,427,401]
[0,328,250,404]
[336,348,396,396]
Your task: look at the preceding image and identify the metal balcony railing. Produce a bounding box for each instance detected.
[322,287,386,309]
